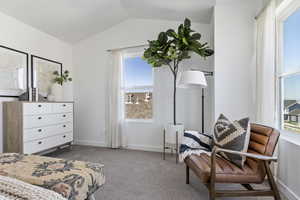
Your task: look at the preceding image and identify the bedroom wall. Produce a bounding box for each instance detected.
[213,0,262,121]
[73,18,214,151]
[0,12,73,152]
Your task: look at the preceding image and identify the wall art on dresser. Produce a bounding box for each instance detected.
[31,55,62,98]
[0,45,29,97]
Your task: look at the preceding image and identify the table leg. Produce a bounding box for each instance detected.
[163,129,166,160]
[176,131,178,164]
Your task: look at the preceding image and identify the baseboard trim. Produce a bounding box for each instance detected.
[125,144,162,153]
[277,179,300,200]
[74,140,106,147]
[74,140,163,153]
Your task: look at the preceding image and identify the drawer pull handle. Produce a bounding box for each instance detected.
[63,115,66,118]
[38,129,42,132]
[38,117,42,120]
[38,141,42,144]
[38,105,42,107]
[63,135,66,138]
[63,125,66,128]
[62,104,66,107]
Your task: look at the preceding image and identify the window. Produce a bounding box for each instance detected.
[278,7,300,133]
[121,53,153,120]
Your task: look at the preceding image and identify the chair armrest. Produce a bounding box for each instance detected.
[209,147,277,187]
[214,147,278,162]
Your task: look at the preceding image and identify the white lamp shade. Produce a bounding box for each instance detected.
[178,70,207,89]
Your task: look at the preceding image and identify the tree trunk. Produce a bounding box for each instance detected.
[173,73,177,125]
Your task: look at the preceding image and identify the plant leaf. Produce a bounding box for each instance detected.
[184,18,191,28]
[191,33,201,40]
[182,37,189,45]
[158,32,168,44]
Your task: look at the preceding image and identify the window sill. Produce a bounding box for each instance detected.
[280,129,300,146]
[125,119,154,123]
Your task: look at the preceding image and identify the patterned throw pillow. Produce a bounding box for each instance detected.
[213,114,250,168]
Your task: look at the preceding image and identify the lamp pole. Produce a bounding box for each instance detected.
[192,70,213,133]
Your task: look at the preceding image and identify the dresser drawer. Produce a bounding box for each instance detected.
[23,113,73,128]
[23,132,73,154]
[52,103,73,113]
[60,132,73,144]
[24,122,73,142]
[23,103,52,115]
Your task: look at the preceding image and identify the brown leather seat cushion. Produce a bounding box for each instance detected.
[185,154,265,184]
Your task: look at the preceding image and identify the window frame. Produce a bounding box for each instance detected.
[121,51,154,122]
[276,0,300,132]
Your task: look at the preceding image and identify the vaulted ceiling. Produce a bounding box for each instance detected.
[0,0,215,43]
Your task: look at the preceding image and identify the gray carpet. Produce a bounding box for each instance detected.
[48,145,280,200]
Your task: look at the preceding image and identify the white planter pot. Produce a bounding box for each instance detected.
[51,84,63,101]
[165,123,184,145]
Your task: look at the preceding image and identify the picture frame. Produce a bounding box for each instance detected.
[0,45,29,97]
[31,55,62,98]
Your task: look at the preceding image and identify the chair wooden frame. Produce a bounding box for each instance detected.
[186,147,281,200]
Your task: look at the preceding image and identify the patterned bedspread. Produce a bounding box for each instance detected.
[0,153,105,200]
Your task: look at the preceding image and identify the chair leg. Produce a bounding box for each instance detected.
[209,178,216,200]
[209,151,217,200]
[209,185,216,200]
[265,161,281,200]
[186,166,190,184]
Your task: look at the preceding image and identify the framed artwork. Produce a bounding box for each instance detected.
[0,45,29,97]
[31,55,62,97]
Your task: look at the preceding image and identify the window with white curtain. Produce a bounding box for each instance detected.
[278,6,300,133]
[121,52,153,121]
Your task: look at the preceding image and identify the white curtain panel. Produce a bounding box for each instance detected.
[255,0,276,127]
[105,51,125,148]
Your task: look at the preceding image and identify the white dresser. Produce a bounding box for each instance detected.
[3,102,74,154]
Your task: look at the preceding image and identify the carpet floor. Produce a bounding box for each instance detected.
[48,145,281,200]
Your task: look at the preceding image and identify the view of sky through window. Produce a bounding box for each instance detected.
[123,56,153,87]
[123,55,153,120]
[284,8,300,100]
[283,8,300,133]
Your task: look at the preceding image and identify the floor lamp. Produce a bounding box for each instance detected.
[178,70,213,133]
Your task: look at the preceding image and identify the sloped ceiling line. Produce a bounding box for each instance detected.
[0,0,215,43]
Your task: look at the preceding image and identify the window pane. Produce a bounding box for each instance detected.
[283,74,300,133]
[124,90,153,119]
[123,56,153,87]
[283,8,300,73]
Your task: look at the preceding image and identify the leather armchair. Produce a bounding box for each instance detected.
[184,123,281,200]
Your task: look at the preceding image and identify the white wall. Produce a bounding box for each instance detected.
[0,12,73,152]
[73,18,213,151]
[213,0,262,121]
[278,137,300,200]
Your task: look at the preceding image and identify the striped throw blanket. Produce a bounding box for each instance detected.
[179,130,213,162]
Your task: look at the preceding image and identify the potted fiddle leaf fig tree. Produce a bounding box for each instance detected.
[143,18,214,142]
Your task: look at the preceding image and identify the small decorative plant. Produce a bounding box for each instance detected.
[53,70,72,85]
[143,18,214,125]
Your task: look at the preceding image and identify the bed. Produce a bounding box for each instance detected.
[0,153,105,200]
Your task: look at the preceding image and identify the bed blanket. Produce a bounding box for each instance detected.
[0,175,66,200]
[0,153,105,200]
